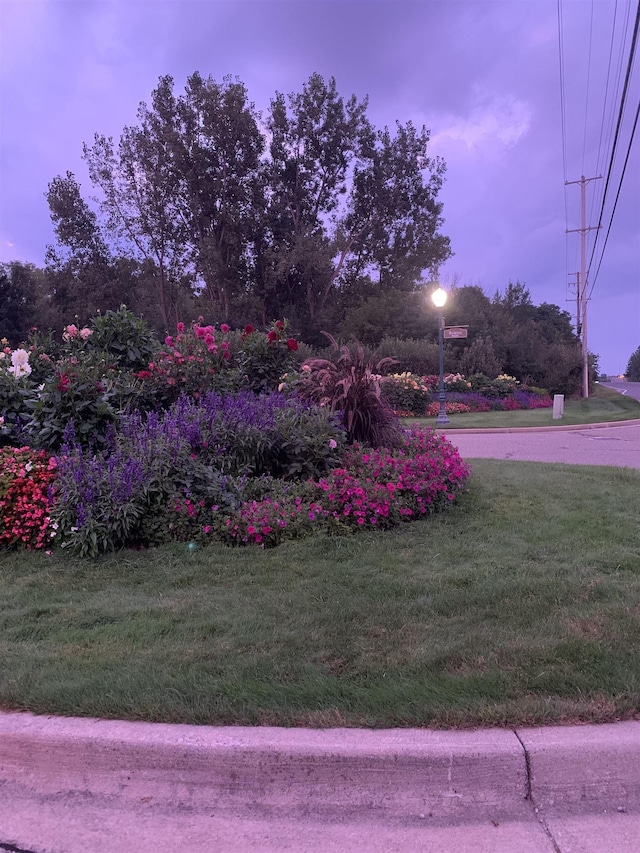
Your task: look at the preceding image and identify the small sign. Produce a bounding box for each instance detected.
[444,326,468,339]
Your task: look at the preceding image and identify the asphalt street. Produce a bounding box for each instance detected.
[444,420,640,469]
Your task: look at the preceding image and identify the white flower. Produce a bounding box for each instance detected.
[7,348,32,378]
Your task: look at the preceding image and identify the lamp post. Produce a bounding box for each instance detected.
[431,287,450,426]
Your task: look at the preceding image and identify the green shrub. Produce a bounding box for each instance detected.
[24,352,121,451]
[374,337,439,376]
[88,305,159,372]
[237,320,300,394]
[380,372,432,415]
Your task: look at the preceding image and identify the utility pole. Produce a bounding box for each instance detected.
[566,175,601,398]
[568,271,581,337]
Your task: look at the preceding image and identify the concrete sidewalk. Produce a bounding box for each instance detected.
[1,712,639,852]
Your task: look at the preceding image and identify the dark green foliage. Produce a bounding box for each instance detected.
[88,306,159,371]
[625,346,640,381]
[458,336,502,379]
[0,263,39,346]
[24,352,121,451]
[237,320,300,394]
[374,337,440,375]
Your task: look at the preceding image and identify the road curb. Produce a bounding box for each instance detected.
[0,713,528,823]
[436,418,640,435]
[518,721,640,817]
[2,713,640,825]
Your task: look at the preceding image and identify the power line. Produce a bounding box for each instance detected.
[588,96,640,298]
[581,0,595,174]
[588,0,620,227]
[586,0,640,287]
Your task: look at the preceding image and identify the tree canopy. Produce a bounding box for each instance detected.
[626,346,640,381]
[45,72,451,339]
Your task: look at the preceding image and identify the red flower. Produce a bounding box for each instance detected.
[286,338,298,351]
[267,330,279,344]
[243,325,255,335]
[275,321,284,331]
[56,374,69,392]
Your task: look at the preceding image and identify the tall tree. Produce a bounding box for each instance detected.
[170,73,265,319]
[49,72,452,336]
[0,263,39,345]
[344,120,450,292]
[257,75,451,338]
[626,345,640,381]
[83,95,190,329]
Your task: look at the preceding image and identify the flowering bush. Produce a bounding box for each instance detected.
[443,390,552,412]
[0,344,33,444]
[0,446,57,550]
[218,426,470,547]
[52,392,346,556]
[426,401,472,416]
[380,372,432,416]
[135,320,237,408]
[24,352,123,451]
[237,319,301,394]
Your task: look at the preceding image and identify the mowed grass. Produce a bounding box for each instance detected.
[408,383,640,430]
[1,459,639,729]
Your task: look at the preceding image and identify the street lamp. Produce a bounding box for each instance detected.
[431,287,450,426]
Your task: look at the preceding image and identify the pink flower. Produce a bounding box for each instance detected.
[220,323,230,333]
[177,322,185,334]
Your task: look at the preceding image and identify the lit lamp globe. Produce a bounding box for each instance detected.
[432,287,447,309]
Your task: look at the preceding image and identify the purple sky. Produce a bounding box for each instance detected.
[1,0,638,374]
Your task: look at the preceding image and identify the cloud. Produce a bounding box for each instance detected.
[431,90,532,153]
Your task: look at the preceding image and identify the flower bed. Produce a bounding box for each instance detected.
[0,446,57,550]
[1,313,472,555]
[381,371,552,417]
[215,426,470,548]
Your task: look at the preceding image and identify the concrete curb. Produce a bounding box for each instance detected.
[0,714,527,823]
[518,721,640,817]
[435,417,640,435]
[1,713,639,825]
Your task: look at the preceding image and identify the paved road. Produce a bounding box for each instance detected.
[444,421,640,469]
[600,379,640,402]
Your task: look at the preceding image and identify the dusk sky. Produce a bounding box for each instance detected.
[1,0,638,374]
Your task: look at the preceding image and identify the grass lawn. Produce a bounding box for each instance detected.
[408,383,640,430]
[1,459,639,729]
